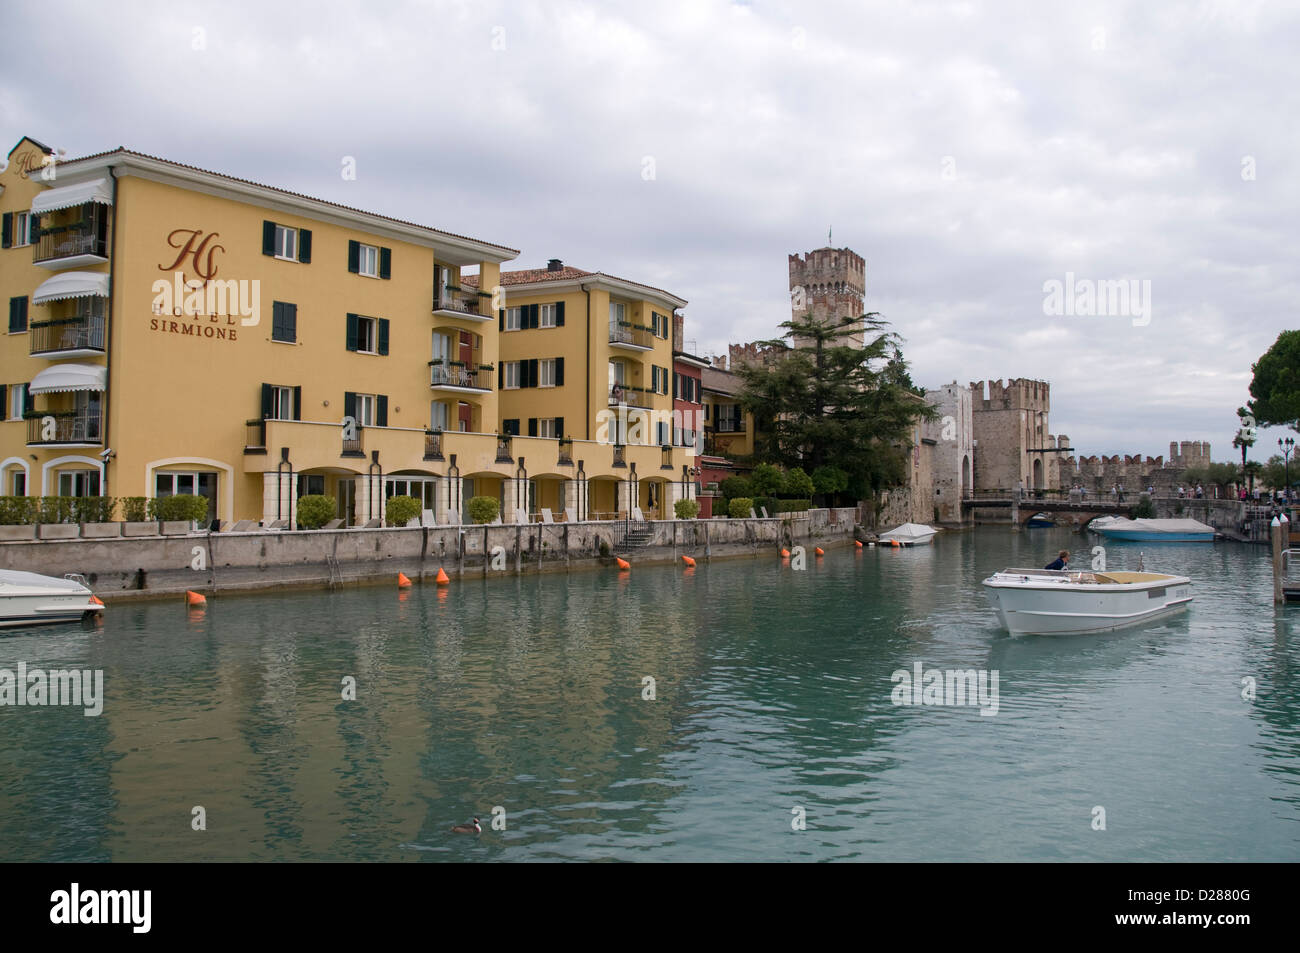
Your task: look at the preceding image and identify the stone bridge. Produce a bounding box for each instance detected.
[960,496,1131,527]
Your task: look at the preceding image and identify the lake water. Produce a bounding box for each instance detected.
[1,526,1296,862]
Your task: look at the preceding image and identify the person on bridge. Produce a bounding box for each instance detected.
[1045,550,1070,571]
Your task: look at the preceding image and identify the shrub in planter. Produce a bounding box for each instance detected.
[37,496,76,524]
[385,494,421,527]
[728,497,755,518]
[121,497,149,522]
[74,496,116,523]
[298,494,337,529]
[148,494,208,523]
[0,496,39,525]
[468,496,500,524]
[674,498,700,519]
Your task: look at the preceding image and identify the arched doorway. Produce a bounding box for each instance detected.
[961,455,970,499]
[1032,458,1043,493]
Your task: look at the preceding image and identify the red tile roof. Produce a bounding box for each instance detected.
[462,265,683,302]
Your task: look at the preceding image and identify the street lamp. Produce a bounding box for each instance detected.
[1279,437,1295,503]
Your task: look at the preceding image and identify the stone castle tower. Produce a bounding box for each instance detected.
[969,378,1066,492]
[788,246,866,348]
[1168,441,1211,469]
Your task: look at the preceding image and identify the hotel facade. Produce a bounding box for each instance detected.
[0,137,696,527]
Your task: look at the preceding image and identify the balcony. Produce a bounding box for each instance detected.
[612,444,626,468]
[430,361,493,393]
[342,426,365,457]
[609,322,655,351]
[244,419,267,454]
[424,429,444,461]
[710,417,745,433]
[433,285,491,321]
[29,315,106,359]
[608,385,653,410]
[32,204,110,269]
[557,437,574,466]
[26,411,102,447]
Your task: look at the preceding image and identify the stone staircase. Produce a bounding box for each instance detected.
[613,522,654,553]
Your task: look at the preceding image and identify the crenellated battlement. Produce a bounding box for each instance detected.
[969,378,1051,413]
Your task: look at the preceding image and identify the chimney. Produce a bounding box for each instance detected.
[547,258,563,272]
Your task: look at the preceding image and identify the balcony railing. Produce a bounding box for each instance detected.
[609,385,652,409]
[496,434,514,463]
[424,429,444,460]
[612,444,626,468]
[610,322,655,349]
[29,315,105,356]
[244,418,267,454]
[558,437,574,466]
[33,229,108,264]
[430,362,493,391]
[342,426,364,457]
[433,285,488,319]
[26,411,102,445]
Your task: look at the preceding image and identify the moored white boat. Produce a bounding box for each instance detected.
[982,567,1192,636]
[878,522,939,546]
[1089,517,1215,542]
[0,570,102,629]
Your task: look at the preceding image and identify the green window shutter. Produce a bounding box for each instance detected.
[271,301,283,338]
[1,212,11,249]
[344,391,357,422]
[498,363,503,389]
[260,383,273,419]
[379,247,391,280]
[378,318,390,355]
[9,296,28,333]
[286,303,297,341]
[297,229,312,263]
[555,301,565,326]
[262,220,276,256]
[527,358,538,388]
[555,416,564,438]
[555,357,564,386]
[347,240,360,273]
[499,309,505,331]
[528,418,538,437]
[346,313,359,351]
[528,303,539,329]
[293,386,302,420]
[376,395,388,427]
[0,385,7,415]
[19,297,27,331]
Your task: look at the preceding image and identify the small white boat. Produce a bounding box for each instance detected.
[879,523,939,546]
[0,570,102,629]
[1090,517,1215,542]
[982,567,1192,636]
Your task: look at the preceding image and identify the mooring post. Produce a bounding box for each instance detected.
[1273,516,1287,604]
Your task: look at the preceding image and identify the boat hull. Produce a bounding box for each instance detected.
[1093,529,1213,542]
[0,571,101,630]
[983,570,1192,636]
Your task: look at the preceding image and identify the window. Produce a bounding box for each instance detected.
[299,474,326,497]
[503,361,521,389]
[13,212,30,247]
[275,224,297,260]
[57,470,101,497]
[539,418,560,438]
[539,303,556,328]
[354,393,375,426]
[272,301,297,343]
[343,391,387,427]
[346,313,389,355]
[609,301,625,332]
[10,471,25,495]
[430,401,449,432]
[504,306,522,331]
[8,383,27,420]
[9,296,28,333]
[270,386,294,420]
[502,419,520,436]
[539,359,557,387]
[262,220,311,262]
[358,244,379,277]
[652,311,668,338]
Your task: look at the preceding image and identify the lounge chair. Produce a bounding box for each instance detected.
[564,507,578,523]
[231,519,257,532]
[540,508,554,523]
[632,506,645,522]
[322,519,343,530]
[760,507,769,518]
[361,518,381,529]
[748,508,757,519]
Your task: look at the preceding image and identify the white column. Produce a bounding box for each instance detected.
[563,478,588,521]
[501,478,530,523]
[261,472,298,525]
[617,479,636,515]
[435,476,464,524]
[354,475,384,524]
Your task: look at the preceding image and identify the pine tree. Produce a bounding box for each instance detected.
[731,312,935,504]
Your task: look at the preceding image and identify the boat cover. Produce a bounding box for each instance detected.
[879,522,939,541]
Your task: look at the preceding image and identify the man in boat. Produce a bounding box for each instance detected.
[1044,549,1070,571]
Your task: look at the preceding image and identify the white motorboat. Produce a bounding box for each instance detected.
[982,567,1192,636]
[0,570,103,629]
[879,522,939,546]
[1089,517,1215,542]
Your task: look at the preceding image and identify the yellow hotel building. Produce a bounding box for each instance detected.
[0,136,696,527]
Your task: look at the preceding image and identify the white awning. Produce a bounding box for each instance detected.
[30,177,113,215]
[31,271,110,304]
[28,363,107,394]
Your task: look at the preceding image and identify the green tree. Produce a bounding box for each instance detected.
[750,463,786,497]
[784,467,815,499]
[733,313,934,507]
[1245,331,1300,431]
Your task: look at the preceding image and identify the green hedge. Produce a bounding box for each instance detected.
[0,496,118,524]
[121,497,149,522]
[776,499,811,513]
[673,498,700,519]
[468,496,499,524]
[0,497,39,525]
[148,494,209,523]
[385,495,421,527]
[728,497,755,518]
[298,494,337,529]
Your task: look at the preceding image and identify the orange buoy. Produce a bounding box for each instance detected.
[185,590,206,606]
[435,568,450,585]
[681,556,696,567]
[890,539,901,548]
[780,548,790,558]
[815,547,825,556]
[88,595,105,607]
[616,557,631,570]
[854,540,863,549]
[397,572,412,588]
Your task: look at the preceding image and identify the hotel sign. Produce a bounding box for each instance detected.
[150,228,259,340]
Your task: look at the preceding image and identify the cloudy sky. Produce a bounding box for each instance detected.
[2,0,1296,462]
